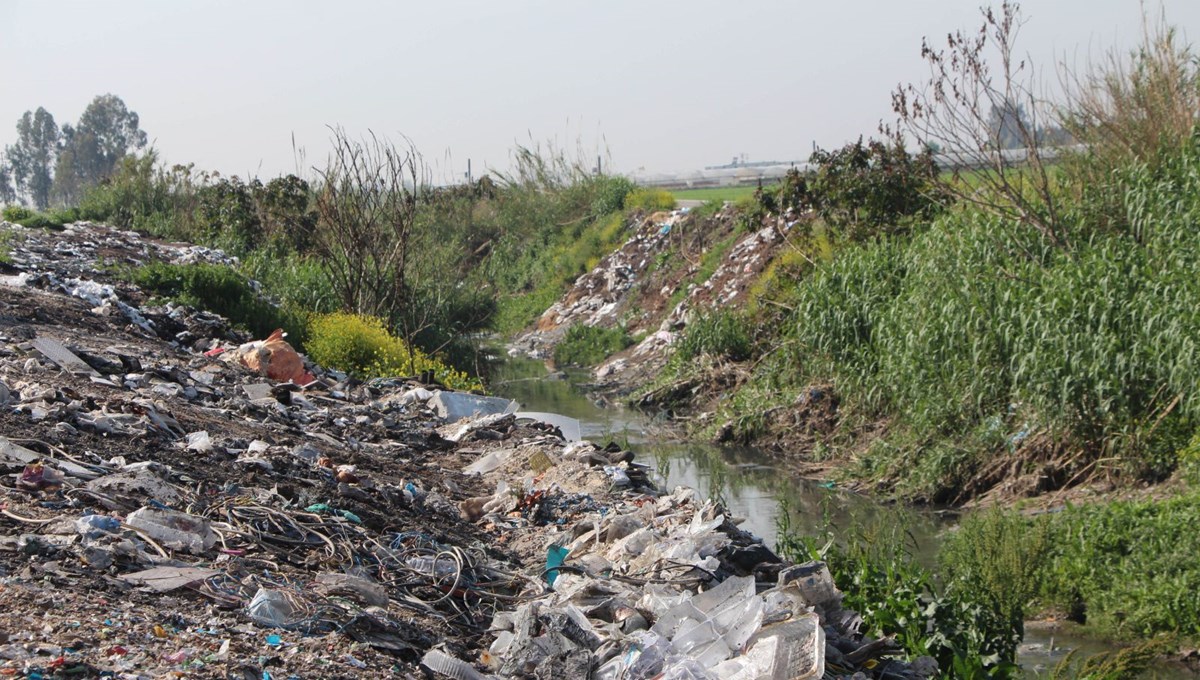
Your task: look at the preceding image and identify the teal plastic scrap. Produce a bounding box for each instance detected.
[304,503,362,524]
[545,545,570,586]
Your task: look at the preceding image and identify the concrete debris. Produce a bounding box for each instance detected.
[0,219,934,678]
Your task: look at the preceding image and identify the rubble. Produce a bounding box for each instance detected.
[0,220,934,678]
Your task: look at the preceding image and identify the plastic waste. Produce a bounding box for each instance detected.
[545,545,570,586]
[246,588,299,628]
[422,648,497,680]
[603,465,631,487]
[185,430,212,453]
[76,514,121,539]
[125,506,216,554]
[17,462,65,490]
[712,613,825,680]
[514,411,582,441]
[430,390,516,423]
[314,572,389,607]
[231,329,311,384]
[405,556,460,578]
[304,503,361,524]
[779,561,841,609]
[464,449,510,475]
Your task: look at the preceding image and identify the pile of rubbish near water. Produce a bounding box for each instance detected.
[0,219,936,678]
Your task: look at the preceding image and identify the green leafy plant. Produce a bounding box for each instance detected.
[305,312,481,391]
[807,137,940,238]
[623,187,676,212]
[553,324,633,367]
[675,310,752,362]
[775,507,1022,678]
[128,261,308,345]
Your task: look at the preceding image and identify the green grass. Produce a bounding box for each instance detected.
[127,261,309,346]
[490,209,632,335]
[552,324,634,367]
[671,185,762,202]
[701,136,1200,501]
[947,494,1200,643]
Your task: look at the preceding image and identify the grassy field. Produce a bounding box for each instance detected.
[670,185,762,202]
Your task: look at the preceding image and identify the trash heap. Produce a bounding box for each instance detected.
[510,209,688,360]
[0,219,935,679]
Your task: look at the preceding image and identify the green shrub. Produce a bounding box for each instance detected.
[938,511,1050,647]
[947,494,1200,643]
[1035,493,1200,638]
[2,206,35,223]
[553,324,633,367]
[1,205,71,229]
[623,187,676,212]
[675,310,752,362]
[306,312,481,391]
[776,509,1022,677]
[128,262,307,345]
[1059,14,1200,234]
[587,175,636,216]
[808,137,940,238]
[240,250,336,316]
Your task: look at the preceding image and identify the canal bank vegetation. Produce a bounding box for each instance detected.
[26,128,654,381]
[553,324,636,367]
[778,502,1183,679]
[654,5,1200,510]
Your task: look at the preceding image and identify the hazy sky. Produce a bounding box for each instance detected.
[2,1,1197,182]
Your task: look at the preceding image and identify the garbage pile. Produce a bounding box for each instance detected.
[0,220,935,678]
[510,210,686,360]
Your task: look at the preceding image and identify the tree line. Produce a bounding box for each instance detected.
[0,94,147,210]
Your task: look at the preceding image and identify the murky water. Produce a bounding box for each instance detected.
[488,355,945,554]
[488,355,1194,679]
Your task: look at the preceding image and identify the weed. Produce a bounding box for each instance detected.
[775,507,1022,677]
[1040,638,1173,680]
[623,187,676,212]
[807,137,941,238]
[127,262,308,345]
[553,324,633,367]
[675,310,752,362]
[306,312,481,391]
[2,205,75,229]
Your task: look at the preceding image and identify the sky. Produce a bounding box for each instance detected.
[2,0,1197,183]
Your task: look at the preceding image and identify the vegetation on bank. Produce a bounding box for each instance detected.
[127,261,309,344]
[778,504,1177,679]
[670,185,758,202]
[651,6,1200,509]
[1,115,655,378]
[306,312,482,390]
[553,324,634,368]
[681,8,1200,673]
